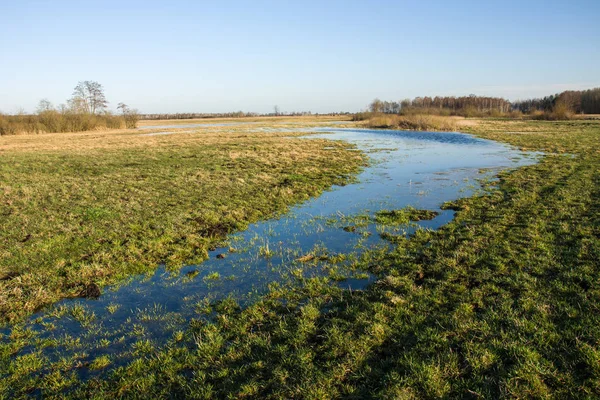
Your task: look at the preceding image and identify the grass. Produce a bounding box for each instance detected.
[375,207,439,225]
[0,118,365,322]
[1,117,599,398]
[89,355,111,370]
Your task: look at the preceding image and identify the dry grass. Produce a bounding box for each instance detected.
[363,114,459,131]
[0,116,351,153]
[137,115,351,128]
[572,114,600,120]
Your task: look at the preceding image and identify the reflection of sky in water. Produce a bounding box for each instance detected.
[1,128,540,381]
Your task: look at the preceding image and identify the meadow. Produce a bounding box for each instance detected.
[1,116,599,398]
[0,116,364,322]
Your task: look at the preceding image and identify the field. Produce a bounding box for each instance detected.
[1,117,599,398]
[0,116,363,322]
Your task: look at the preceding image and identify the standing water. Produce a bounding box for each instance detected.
[1,127,539,382]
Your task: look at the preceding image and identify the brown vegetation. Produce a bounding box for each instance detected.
[363,88,600,124]
[367,96,512,117]
[513,87,600,114]
[364,114,458,131]
[0,112,124,135]
[0,80,140,135]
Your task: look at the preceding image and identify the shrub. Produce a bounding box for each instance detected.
[352,112,373,121]
[0,112,124,135]
[508,110,524,119]
[123,110,140,129]
[530,102,573,121]
[549,101,574,120]
[365,114,457,131]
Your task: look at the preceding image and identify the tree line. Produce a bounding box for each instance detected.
[367,88,600,118]
[512,88,600,114]
[0,81,139,135]
[369,95,512,115]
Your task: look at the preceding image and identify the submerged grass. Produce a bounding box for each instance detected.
[375,207,439,225]
[0,120,365,322]
[2,118,599,398]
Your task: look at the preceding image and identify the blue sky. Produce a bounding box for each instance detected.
[1,0,599,113]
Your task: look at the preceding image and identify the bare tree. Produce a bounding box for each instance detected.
[117,103,127,114]
[67,96,87,113]
[369,98,383,113]
[273,105,280,116]
[117,102,140,128]
[36,99,54,114]
[71,81,108,114]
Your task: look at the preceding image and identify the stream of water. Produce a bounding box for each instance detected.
[1,127,540,382]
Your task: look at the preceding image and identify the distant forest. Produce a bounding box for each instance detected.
[511,88,600,114]
[369,88,600,116]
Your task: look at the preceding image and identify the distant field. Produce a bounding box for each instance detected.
[137,115,353,127]
[572,114,600,120]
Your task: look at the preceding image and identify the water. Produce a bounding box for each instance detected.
[1,127,539,382]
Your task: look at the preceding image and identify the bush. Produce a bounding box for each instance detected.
[365,114,457,131]
[508,110,524,119]
[400,107,452,117]
[352,112,373,121]
[104,114,124,129]
[123,110,140,129]
[530,102,573,121]
[462,106,480,118]
[549,101,574,120]
[0,112,124,135]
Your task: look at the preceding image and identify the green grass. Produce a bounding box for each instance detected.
[89,355,111,371]
[1,118,599,398]
[0,123,365,322]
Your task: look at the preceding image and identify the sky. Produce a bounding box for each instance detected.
[1,0,599,114]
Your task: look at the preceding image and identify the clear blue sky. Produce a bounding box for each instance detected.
[1,0,599,114]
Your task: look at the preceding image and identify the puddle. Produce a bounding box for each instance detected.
[1,127,540,382]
